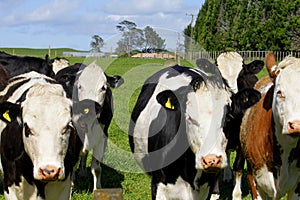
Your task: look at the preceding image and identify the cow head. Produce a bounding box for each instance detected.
[272,57,300,137]
[194,59,261,170]
[150,66,229,172]
[216,52,244,93]
[0,83,75,182]
[216,51,264,91]
[74,61,123,104]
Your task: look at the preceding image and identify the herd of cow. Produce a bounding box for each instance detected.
[0,50,299,200]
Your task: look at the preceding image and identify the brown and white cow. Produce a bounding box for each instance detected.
[240,54,300,200]
[0,72,82,200]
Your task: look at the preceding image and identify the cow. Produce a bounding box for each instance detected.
[128,61,261,200]
[51,57,70,74]
[240,54,300,200]
[0,51,55,78]
[0,71,82,200]
[55,61,124,190]
[204,52,264,200]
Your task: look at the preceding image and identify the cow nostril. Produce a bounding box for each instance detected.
[43,168,55,175]
[39,166,61,180]
[288,122,294,130]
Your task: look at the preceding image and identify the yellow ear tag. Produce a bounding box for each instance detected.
[244,97,249,103]
[165,97,175,110]
[84,108,89,114]
[3,110,11,122]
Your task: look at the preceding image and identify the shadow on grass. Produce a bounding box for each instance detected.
[73,163,125,193]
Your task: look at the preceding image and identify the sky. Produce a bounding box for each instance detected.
[0,0,203,51]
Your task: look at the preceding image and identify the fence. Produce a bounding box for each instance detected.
[181,51,300,62]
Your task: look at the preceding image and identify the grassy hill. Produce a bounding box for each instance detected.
[0,47,86,58]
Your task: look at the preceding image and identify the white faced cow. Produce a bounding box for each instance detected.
[129,62,261,200]
[55,61,124,190]
[0,72,82,200]
[240,55,300,200]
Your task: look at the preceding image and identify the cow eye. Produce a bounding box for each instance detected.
[24,123,33,137]
[277,90,285,99]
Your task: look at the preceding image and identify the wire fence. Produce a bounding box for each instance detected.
[181,50,300,62]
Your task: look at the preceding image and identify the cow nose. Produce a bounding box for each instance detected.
[38,166,62,181]
[287,120,300,134]
[201,154,223,171]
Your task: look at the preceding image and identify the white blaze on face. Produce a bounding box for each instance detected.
[273,57,300,135]
[77,62,107,106]
[22,83,72,180]
[52,58,70,74]
[217,52,243,93]
[186,84,229,170]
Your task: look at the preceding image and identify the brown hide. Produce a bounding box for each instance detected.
[240,85,280,173]
[254,76,272,91]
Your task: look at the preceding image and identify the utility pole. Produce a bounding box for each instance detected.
[186,13,195,60]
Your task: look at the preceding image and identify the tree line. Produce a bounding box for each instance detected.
[90,20,166,55]
[187,0,300,51]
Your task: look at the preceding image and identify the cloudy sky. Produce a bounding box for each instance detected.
[0,0,203,51]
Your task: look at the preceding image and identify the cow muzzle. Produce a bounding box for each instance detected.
[201,154,223,172]
[38,165,63,181]
[287,120,300,135]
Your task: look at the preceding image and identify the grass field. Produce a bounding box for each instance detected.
[0,48,271,200]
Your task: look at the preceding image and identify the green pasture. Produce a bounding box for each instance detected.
[0,48,272,200]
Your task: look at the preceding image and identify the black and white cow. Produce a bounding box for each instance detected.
[0,71,82,200]
[129,61,261,200]
[0,51,55,78]
[55,61,124,190]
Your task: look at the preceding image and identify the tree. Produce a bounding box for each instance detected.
[116,20,144,55]
[192,0,300,51]
[116,21,167,55]
[143,26,166,52]
[90,35,104,52]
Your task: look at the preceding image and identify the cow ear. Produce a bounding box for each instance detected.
[0,102,20,123]
[106,75,124,88]
[45,54,51,65]
[234,88,261,110]
[156,90,179,111]
[265,52,280,81]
